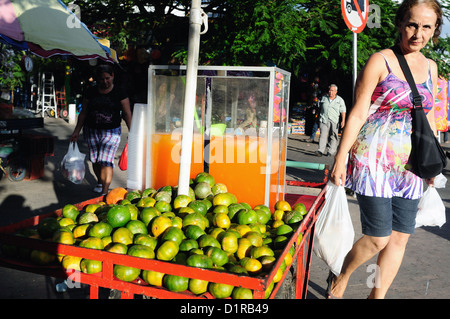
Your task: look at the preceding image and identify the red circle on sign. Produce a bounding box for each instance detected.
[341,0,369,33]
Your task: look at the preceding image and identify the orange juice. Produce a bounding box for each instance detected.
[150,132,284,209]
[208,135,281,208]
[151,132,204,189]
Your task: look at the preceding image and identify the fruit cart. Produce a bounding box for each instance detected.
[0,186,325,299]
[0,65,327,299]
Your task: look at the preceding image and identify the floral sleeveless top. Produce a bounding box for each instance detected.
[345,53,434,199]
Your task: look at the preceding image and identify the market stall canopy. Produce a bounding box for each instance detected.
[97,38,118,63]
[0,0,113,61]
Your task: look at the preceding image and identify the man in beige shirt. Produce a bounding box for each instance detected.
[316,84,346,156]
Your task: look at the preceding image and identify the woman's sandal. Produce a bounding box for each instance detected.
[326,271,343,299]
[93,184,103,193]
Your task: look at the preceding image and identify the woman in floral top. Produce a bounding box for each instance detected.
[328,0,442,299]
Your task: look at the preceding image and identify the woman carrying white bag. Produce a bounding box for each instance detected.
[327,0,443,299]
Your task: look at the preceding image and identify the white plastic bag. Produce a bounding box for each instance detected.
[314,181,355,276]
[61,142,86,184]
[415,186,446,228]
[433,173,447,189]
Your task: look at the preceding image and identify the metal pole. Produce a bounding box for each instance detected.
[353,31,357,99]
[178,0,203,196]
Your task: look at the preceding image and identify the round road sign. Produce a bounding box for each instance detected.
[341,0,369,33]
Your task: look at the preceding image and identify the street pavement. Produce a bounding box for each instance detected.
[0,117,449,299]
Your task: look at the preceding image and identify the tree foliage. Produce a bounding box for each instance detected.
[65,0,450,79]
[68,0,192,53]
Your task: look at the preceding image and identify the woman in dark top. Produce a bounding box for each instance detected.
[71,64,132,195]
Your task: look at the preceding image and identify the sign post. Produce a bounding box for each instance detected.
[341,0,369,97]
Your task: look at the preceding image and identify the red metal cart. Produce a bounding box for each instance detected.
[0,187,325,299]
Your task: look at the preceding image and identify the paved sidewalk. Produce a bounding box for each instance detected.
[0,118,449,299]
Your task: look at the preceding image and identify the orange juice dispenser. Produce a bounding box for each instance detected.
[145,66,290,209]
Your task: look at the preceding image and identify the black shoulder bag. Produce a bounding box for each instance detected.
[393,47,447,179]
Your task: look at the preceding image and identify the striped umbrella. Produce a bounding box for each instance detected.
[0,0,112,61]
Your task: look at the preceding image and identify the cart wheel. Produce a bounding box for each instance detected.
[45,109,56,118]
[7,161,27,182]
[60,109,68,119]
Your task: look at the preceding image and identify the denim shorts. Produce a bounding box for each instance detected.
[356,194,420,237]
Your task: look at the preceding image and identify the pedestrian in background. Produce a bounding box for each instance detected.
[70,64,132,195]
[307,96,320,142]
[329,0,442,299]
[306,76,322,142]
[316,84,346,156]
